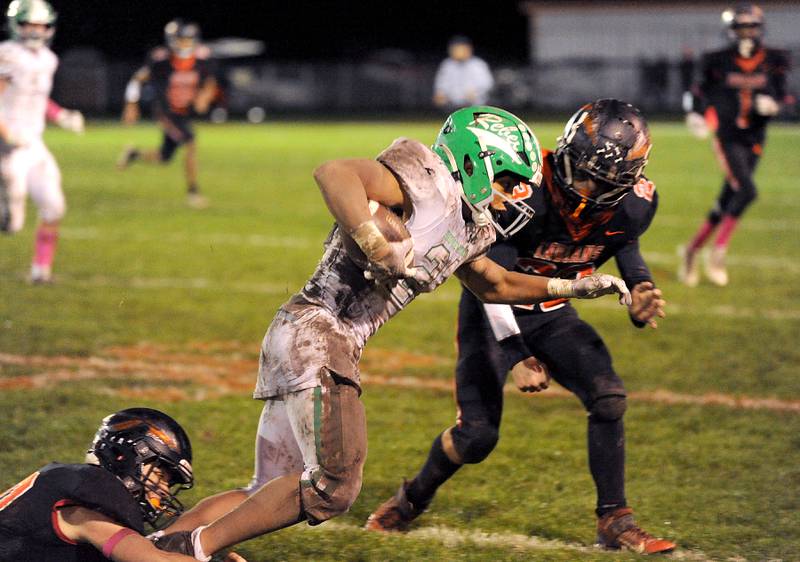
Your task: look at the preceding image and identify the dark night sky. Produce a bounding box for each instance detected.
[42,0,530,63]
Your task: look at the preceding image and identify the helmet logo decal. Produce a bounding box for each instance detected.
[468,114,525,155]
[466,126,523,165]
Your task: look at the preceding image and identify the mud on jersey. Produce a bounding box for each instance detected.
[0,463,143,562]
[0,40,57,144]
[254,138,495,398]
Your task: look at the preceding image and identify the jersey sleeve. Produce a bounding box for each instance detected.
[770,49,791,101]
[69,466,145,534]
[617,188,657,327]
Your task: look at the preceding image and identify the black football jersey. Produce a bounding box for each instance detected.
[696,46,790,144]
[0,463,144,562]
[501,150,657,315]
[146,46,214,115]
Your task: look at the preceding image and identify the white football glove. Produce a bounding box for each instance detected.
[56,109,85,134]
[685,112,709,139]
[754,94,780,117]
[547,274,632,306]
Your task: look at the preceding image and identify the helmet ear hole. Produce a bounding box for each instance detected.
[463,154,474,177]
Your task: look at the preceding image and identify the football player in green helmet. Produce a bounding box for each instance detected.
[152,106,631,560]
[0,0,84,283]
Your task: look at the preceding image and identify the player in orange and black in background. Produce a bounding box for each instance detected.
[118,19,218,209]
[680,3,791,286]
[366,99,675,554]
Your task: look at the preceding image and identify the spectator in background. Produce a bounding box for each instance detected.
[433,36,494,110]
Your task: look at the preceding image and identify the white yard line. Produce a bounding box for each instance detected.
[316,521,714,561]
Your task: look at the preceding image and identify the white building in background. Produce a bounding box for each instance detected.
[514,1,800,112]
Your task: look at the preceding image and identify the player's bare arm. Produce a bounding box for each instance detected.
[455,255,631,305]
[314,158,415,278]
[56,506,199,562]
[629,281,666,328]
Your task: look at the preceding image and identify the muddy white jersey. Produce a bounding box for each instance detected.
[254,138,495,398]
[0,41,57,145]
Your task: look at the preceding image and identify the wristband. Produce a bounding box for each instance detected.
[102,528,137,558]
[124,80,142,104]
[191,525,211,562]
[546,278,574,299]
[349,220,388,259]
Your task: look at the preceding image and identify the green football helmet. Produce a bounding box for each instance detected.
[432,106,543,238]
[7,0,56,49]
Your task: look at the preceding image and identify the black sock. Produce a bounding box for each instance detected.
[187,183,200,195]
[588,417,627,517]
[405,433,461,509]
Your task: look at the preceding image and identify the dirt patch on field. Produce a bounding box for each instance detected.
[1,343,799,413]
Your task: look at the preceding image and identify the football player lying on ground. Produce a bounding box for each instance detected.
[365,99,676,555]
[0,407,245,561]
[152,106,632,560]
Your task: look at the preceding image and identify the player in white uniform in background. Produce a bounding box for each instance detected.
[0,0,84,283]
[152,106,632,560]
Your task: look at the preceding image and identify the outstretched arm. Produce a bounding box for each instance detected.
[56,506,198,561]
[456,256,631,305]
[122,66,150,125]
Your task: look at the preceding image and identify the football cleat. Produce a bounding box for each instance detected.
[186,192,209,210]
[29,263,52,284]
[364,481,425,533]
[596,507,676,555]
[676,245,699,287]
[704,246,729,286]
[116,145,140,170]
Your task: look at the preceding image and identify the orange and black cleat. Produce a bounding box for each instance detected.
[364,481,425,533]
[596,507,676,555]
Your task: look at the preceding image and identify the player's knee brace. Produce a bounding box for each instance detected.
[589,395,627,422]
[300,465,363,525]
[451,422,499,464]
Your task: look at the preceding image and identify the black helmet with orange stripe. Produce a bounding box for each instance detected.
[553,99,651,217]
[86,408,193,528]
[722,3,764,58]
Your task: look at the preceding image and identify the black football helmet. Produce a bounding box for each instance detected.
[722,3,764,58]
[86,408,193,528]
[554,98,651,216]
[164,19,200,58]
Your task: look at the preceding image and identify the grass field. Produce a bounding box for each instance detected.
[1,120,799,561]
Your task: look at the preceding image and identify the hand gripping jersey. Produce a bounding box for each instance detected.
[0,463,144,562]
[0,40,57,145]
[255,138,495,398]
[505,150,657,314]
[694,46,790,144]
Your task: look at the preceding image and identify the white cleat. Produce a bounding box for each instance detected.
[704,246,729,287]
[29,264,53,285]
[186,192,209,209]
[677,245,700,287]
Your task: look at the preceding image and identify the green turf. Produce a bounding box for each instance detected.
[1,121,799,560]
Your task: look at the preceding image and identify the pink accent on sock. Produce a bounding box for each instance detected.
[714,215,739,249]
[688,220,716,253]
[33,228,59,267]
[46,98,63,122]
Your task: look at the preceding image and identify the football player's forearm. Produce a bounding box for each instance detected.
[313,161,373,234]
[458,259,551,304]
